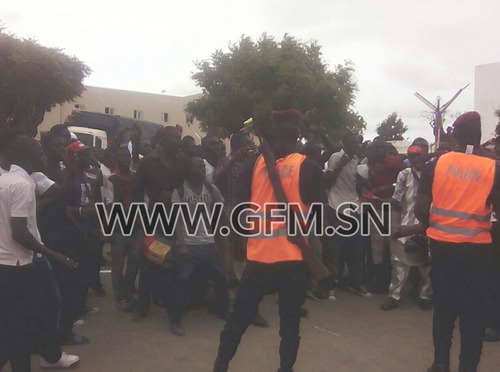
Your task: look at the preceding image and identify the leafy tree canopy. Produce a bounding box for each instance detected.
[0,28,91,135]
[376,112,408,141]
[186,34,365,139]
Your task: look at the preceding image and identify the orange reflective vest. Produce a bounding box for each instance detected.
[246,153,308,264]
[427,152,495,244]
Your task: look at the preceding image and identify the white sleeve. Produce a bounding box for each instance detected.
[31,172,55,196]
[326,153,341,172]
[171,188,180,203]
[392,170,407,202]
[10,181,34,218]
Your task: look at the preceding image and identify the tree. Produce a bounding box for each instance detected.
[376,112,408,141]
[0,29,91,135]
[185,34,365,139]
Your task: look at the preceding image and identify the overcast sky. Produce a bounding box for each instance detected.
[2,0,499,141]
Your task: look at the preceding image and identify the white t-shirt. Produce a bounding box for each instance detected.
[326,150,359,210]
[204,159,215,184]
[171,181,224,245]
[31,172,56,196]
[0,165,42,266]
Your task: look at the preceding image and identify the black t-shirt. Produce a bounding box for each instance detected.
[109,172,136,207]
[133,153,184,207]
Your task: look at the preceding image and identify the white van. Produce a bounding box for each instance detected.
[68,126,108,149]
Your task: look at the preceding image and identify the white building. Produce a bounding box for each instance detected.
[474,62,500,141]
[39,85,204,141]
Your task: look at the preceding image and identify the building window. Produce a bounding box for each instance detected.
[105,107,114,115]
[134,110,143,119]
[162,113,169,123]
[74,103,85,110]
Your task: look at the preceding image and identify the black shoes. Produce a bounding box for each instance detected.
[169,321,186,336]
[346,284,372,297]
[251,312,270,327]
[484,328,500,342]
[418,298,433,310]
[427,364,449,372]
[380,297,399,311]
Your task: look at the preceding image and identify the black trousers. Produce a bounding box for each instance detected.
[214,262,308,372]
[487,225,500,329]
[0,260,62,372]
[430,240,494,371]
[50,257,88,337]
[136,260,184,322]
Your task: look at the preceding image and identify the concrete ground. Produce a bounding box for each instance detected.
[9,272,500,372]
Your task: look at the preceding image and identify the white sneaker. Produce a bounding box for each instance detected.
[73,318,85,326]
[40,351,79,368]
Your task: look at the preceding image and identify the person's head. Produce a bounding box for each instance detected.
[181,136,197,156]
[41,132,67,164]
[269,109,302,155]
[64,141,91,173]
[452,111,482,150]
[102,146,118,168]
[139,139,153,157]
[407,145,427,171]
[92,148,105,164]
[0,129,22,169]
[369,137,387,162]
[202,135,225,160]
[411,137,429,153]
[4,135,47,174]
[49,124,72,145]
[186,155,206,185]
[115,147,132,171]
[156,126,182,165]
[230,131,255,155]
[342,132,362,157]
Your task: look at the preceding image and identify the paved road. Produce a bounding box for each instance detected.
[13,273,500,371]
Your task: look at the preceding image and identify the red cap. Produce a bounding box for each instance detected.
[407,145,423,155]
[453,111,481,128]
[65,141,89,156]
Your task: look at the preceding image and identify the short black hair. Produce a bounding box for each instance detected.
[5,135,40,165]
[0,128,23,154]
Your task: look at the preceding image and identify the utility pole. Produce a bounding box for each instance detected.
[415,83,469,148]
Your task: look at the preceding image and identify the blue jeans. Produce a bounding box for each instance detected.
[180,243,228,317]
[111,232,141,301]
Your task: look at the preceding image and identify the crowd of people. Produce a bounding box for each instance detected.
[0,109,499,372]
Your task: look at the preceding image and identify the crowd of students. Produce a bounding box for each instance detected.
[1,114,499,371]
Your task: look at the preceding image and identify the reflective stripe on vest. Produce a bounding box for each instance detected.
[246,153,308,263]
[429,222,489,237]
[427,152,495,244]
[429,206,491,222]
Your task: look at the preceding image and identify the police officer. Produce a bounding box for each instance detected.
[213,110,327,372]
[416,112,500,372]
